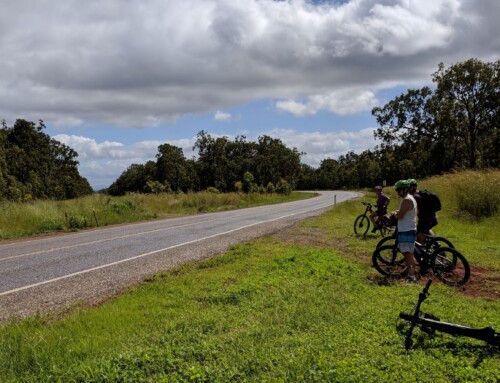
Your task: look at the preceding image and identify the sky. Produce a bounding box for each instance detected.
[1,0,499,190]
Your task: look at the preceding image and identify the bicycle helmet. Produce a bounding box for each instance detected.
[407,178,418,186]
[394,179,410,190]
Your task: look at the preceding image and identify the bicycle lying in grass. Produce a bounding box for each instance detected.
[399,279,500,350]
[372,235,470,286]
[354,202,395,237]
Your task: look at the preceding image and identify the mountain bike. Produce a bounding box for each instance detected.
[354,202,394,237]
[376,232,454,254]
[399,279,500,350]
[372,237,470,286]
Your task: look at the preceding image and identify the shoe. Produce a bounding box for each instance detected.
[406,274,419,283]
[371,227,378,233]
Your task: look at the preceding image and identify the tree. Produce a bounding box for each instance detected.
[254,135,302,189]
[107,161,156,195]
[372,59,500,174]
[432,59,500,168]
[155,143,189,192]
[0,119,92,201]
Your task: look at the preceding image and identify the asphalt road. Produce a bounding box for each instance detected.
[0,191,359,321]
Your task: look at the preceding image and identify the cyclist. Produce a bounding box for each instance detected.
[392,179,419,282]
[408,179,438,244]
[370,185,390,233]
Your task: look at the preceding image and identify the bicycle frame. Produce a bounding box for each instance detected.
[399,280,499,349]
[355,202,394,237]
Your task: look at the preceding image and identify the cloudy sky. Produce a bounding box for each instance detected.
[1,0,499,190]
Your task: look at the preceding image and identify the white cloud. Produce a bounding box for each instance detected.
[214,111,232,121]
[276,89,378,116]
[265,127,381,167]
[0,0,498,129]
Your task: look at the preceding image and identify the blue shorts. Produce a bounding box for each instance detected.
[398,230,416,253]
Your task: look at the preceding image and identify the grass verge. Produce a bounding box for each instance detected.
[0,180,499,382]
[0,191,312,241]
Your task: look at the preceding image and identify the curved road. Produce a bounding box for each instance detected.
[0,191,359,321]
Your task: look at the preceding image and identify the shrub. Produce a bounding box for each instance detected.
[453,170,500,219]
[206,187,220,194]
[276,178,291,195]
[266,182,275,194]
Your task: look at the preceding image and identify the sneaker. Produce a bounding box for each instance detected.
[406,274,419,283]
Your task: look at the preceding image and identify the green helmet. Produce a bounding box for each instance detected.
[394,179,410,190]
[407,178,418,186]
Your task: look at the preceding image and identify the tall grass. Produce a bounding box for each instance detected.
[0,191,311,241]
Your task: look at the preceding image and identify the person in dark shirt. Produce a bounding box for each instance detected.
[370,185,390,233]
[408,178,438,244]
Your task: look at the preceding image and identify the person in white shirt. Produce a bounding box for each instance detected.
[392,179,418,282]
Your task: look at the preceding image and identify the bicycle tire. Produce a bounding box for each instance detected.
[426,236,455,253]
[354,214,370,236]
[379,225,393,238]
[431,247,470,286]
[377,235,454,250]
[376,235,397,248]
[372,245,407,277]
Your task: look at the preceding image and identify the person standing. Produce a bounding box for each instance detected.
[370,185,390,233]
[408,178,438,244]
[393,180,419,282]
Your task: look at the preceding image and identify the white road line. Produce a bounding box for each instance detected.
[0,216,225,262]
[0,204,331,297]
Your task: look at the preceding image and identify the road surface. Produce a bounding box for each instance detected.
[0,191,359,322]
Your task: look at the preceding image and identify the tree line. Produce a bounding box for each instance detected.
[107,131,302,195]
[298,58,500,190]
[0,119,93,201]
[1,59,498,201]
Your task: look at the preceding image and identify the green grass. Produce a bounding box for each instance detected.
[0,172,499,382]
[0,191,312,241]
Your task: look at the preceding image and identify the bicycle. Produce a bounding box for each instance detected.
[354,202,394,237]
[372,236,470,286]
[399,279,499,350]
[376,230,455,254]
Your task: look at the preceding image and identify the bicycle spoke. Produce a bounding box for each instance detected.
[373,245,407,277]
[432,247,470,286]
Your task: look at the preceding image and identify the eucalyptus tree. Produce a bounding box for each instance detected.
[372,59,500,174]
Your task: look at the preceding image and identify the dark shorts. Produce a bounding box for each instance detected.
[417,217,438,235]
[376,207,387,216]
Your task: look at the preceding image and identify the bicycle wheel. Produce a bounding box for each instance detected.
[426,236,455,253]
[379,225,390,237]
[372,245,407,277]
[376,235,397,248]
[431,247,470,286]
[354,214,370,236]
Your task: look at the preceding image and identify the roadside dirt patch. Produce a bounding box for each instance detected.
[274,226,348,248]
[462,266,500,299]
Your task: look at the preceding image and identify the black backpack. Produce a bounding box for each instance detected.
[419,189,442,212]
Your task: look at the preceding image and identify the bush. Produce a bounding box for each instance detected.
[206,187,220,194]
[266,182,275,194]
[453,170,500,219]
[276,178,291,195]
